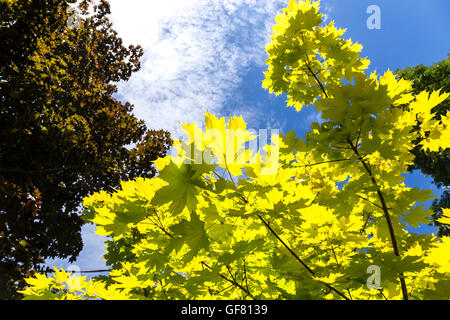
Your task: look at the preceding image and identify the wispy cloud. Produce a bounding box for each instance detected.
[320,0,334,23]
[45,1,290,271]
[108,0,286,137]
[303,109,324,127]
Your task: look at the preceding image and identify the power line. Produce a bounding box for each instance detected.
[69,269,111,274]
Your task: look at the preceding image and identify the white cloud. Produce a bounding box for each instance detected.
[320,0,334,23]
[45,0,290,273]
[45,1,293,273]
[303,109,324,127]
[108,0,287,137]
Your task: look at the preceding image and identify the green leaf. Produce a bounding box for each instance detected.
[218,239,266,265]
[168,211,210,262]
[152,158,215,216]
[403,205,433,228]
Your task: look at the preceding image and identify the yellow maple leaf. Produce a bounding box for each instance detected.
[437,208,450,225]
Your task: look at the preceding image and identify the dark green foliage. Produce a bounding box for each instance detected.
[431,190,450,237]
[395,54,450,236]
[0,0,173,298]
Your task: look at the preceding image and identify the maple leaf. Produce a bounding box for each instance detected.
[167,211,210,262]
[152,156,215,216]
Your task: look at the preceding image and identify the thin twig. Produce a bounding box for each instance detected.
[217,284,234,294]
[243,259,250,294]
[356,194,384,210]
[201,262,254,299]
[355,125,363,147]
[257,214,350,300]
[359,210,372,235]
[148,215,174,239]
[331,246,340,267]
[300,32,328,98]
[301,158,351,168]
[331,145,352,150]
[378,289,388,300]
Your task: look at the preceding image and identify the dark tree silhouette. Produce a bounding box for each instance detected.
[0,0,172,298]
[396,54,450,237]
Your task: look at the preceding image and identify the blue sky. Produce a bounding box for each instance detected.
[46,0,450,274]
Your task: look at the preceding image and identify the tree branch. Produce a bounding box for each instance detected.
[257,214,350,300]
[149,217,174,239]
[300,158,351,168]
[359,210,372,235]
[355,194,384,210]
[305,62,329,98]
[300,32,328,98]
[243,259,250,294]
[378,288,388,300]
[201,262,254,299]
[347,138,408,300]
